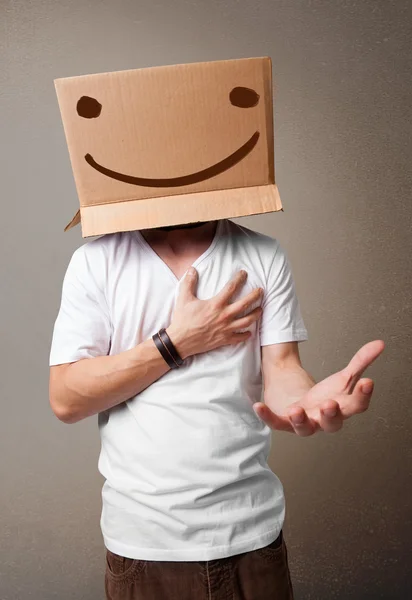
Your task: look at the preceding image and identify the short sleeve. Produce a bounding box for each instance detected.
[259,241,309,346]
[49,244,112,366]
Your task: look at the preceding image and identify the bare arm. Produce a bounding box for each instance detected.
[261,342,316,415]
[256,339,384,434]
[50,267,263,424]
[50,338,170,424]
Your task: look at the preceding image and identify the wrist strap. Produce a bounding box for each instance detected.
[152,332,179,369]
[158,328,184,366]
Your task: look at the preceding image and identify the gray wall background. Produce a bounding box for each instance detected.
[1,0,411,598]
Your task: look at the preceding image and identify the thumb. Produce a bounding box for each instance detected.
[178,267,198,302]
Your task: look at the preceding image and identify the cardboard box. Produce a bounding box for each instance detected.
[54,57,282,237]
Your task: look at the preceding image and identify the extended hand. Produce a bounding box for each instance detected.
[253,340,385,435]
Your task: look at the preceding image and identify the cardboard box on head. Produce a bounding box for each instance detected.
[55,56,283,238]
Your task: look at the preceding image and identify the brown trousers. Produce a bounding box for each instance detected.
[104,530,294,600]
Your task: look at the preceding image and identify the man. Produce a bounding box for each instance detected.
[49,217,384,600]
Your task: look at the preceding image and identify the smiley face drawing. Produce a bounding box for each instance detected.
[76,86,261,188]
[55,57,280,236]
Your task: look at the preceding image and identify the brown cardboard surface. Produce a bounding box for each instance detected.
[79,184,282,237]
[55,57,282,236]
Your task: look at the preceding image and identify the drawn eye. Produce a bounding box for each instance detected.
[229,87,260,108]
[77,96,102,119]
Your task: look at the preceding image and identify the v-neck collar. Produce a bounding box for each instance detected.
[134,220,224,284]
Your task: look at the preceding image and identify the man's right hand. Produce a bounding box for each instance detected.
[166,267,263,360]
[50,267,263,423]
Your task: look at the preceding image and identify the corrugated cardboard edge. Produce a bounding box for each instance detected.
[70,184,282,238]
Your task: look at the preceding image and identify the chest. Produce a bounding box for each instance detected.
[106,253,263,350]
[143,245,212,281]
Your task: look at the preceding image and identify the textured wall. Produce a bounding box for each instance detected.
[1,1,411,598]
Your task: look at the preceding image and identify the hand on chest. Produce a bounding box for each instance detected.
[111,258,264,343]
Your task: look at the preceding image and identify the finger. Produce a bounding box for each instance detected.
[286,407,317,436]
[342,340,385,393]
[319,401,343,433]
[214,270,248,305]
[253,402,293,432]
[178,267,198,303]
[336,378,374,418]
[229,306,263,331]
[227,330,252,345]
[226,286,263,317]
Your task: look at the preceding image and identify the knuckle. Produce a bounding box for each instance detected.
[211,296,220,307]
[209,299,222,315]
[218,307,230,322]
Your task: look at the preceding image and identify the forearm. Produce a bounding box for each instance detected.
[263,365,317,415]
[54,338,170,423]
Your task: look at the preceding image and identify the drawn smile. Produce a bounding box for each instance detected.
[84,131,260,188]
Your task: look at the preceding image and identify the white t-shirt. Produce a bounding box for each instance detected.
[49,218,308,561]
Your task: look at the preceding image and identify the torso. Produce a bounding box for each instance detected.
[89,218,288,560]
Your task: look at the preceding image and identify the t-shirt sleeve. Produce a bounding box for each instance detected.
[49,244,112,366]
[259,241,309,346]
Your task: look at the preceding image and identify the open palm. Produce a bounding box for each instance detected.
[253,340,385,435]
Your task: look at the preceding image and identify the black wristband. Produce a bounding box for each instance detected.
[158,328,184,367]
[152,332,179,369]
